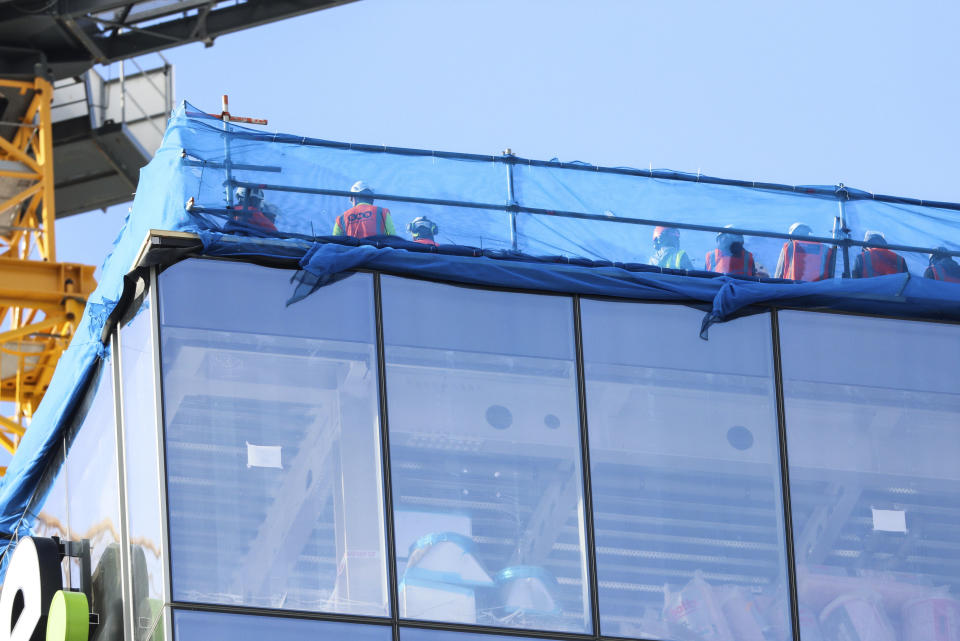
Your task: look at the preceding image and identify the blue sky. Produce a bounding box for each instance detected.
[56,0,960,269]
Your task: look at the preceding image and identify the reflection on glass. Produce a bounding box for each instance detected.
[120,301,165,639]
[24,439,70,585]
[160,260,388,615]
[581,301,791,640]
[781,311,960,641]
[382,276,590,633]
[173,609,390,641]
[64,356,123,641]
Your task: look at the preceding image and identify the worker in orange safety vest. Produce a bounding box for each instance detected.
[705,225,757,276]
[333,181,397,238]
[774,222,836,281]
[852,231,908,278]
[924,247,960,283]
[226,185,278,233]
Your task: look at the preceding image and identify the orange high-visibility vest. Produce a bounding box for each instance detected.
[705,248,757,276]
[230,206,277,231]
[335,204,389,238]
[855,248,907,277]
[780,241,835,281]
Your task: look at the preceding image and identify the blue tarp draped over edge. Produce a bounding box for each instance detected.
[203,233,960,335]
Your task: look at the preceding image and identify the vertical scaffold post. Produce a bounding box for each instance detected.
[836,183,852,278]
[504,148,518,251]
[119,59,126,125]
[221,95,233,207]
[208,96,268,208]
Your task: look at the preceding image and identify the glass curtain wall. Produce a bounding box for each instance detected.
[158,259,389,616]
[119,299,165,640]
[780,311,960,641]
[13,358,123,640]
[63,354,124,641]
[380,276,591,633]
[580,301,791,641]
[150,258,960,641]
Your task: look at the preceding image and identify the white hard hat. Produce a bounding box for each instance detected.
[864,230,886,242]
[717,223,744,243]
[235,185,264,202]
[788,222,812,236]
[350,180,372,195]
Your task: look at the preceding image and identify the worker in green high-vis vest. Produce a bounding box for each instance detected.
[649,226,693,270]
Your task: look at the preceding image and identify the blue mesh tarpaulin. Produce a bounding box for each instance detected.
[1,100,960,551]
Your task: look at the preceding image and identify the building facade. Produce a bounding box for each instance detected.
[3,101,960,641]
[19,253,960,641]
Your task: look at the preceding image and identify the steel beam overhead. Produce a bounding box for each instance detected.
[0,1,359,79]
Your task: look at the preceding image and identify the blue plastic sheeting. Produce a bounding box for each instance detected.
[201,235,960,336]
[166,101,960,273]
[2,99,960,550]
[0,118,187,540]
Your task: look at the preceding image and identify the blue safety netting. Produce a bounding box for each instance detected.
[1,100,960,554]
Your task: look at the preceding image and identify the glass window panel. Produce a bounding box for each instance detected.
[402,626,568,641]
[780,311,960,641]
[120,301,165,639]
[159,259,388,616]
[382,276,590,633]
[581,301,791,641]
[173,609,390,641]
[63,356,123,641]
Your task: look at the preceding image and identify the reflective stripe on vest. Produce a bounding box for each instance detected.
[337,204,386,238]
[706,249,755,276]
[930,265,960,283]
[655,248,688,269]
[783,241,835,281]
[860,248,905,277]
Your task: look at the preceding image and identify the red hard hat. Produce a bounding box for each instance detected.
[653,226,679,240]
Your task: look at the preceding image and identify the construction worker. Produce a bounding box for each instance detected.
[851,231,908,278]
[225,185,278,233]
[924,247,960,283]
[649,226,693,270]
[774,222,836,281]
[333,180,396,238]
[407,216,439,246]
[705,225,757,276]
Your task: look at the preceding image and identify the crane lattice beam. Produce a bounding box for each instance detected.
[0,77,97,465]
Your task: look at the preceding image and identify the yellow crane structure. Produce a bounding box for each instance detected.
[0,77,96,464]
[0,0,356,469]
